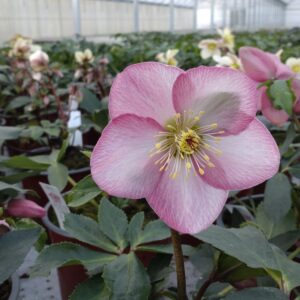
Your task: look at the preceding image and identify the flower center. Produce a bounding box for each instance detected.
[150,111,224,179]
[292,64,300,73]
[177,129,201,155]
[208,43,217,51]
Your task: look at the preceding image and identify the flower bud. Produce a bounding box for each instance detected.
[6,199,46,218]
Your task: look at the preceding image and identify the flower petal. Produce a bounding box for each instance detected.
[239,47,293,82]
[91,114,162,199]
[147,160,228,234]
[172,66,258,135]
[292,78,300,113]
[109,62,183,125]
[202,118,280,190]
[261,90,289,126]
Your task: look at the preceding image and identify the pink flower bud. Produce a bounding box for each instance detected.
[6,199,46,218]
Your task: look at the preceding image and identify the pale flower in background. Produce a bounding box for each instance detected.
[286,57,300,75]
[156,49,179,66]
[9,34,40,59]
[198,39,221,59]
[213,53,242,70]
[29,50,49,72]
[217,27,235,51]
[75,49,94,65]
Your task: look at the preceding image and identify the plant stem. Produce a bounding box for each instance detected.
[292,114,300,133]
[170,229,187,300]
[67,175,76,187]
[289,247,300,260]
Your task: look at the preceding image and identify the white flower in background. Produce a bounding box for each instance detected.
[75,49,94,65]
[9,34,41,59]
[217,27,235,51]
[29,50,49,72]
[213,53,242,70]
[198,39,221,59]
[156,49,179,66]
[286,57,300,74]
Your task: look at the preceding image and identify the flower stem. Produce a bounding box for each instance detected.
[67,175,76,187]
[292,114,300,133]
[289,247,300,260]
[170,229,187,300]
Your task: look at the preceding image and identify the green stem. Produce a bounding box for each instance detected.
[68,175,76,187]
[217,285,234,297]
[293,114,300,133]
[289,247,300,260]
[170,229,187,300]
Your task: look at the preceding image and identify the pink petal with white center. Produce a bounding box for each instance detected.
[91,114,162,199]
[239,47,293,82]
[147,160,228,234]
[202,118,280,190]
[172,66,258,135]
[261,91,289,126]
[109,62,184,125]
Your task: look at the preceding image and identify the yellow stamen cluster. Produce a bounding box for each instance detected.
[150,111,224,179]
[292,65,300,73]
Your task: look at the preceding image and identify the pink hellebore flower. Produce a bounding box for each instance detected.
[91,62,280,234]
[6,199,46,218]
[239,46,298,125]
[239,46,293,83]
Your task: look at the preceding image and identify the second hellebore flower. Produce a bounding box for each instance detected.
[91,62,280,234]
[239,46,298,125]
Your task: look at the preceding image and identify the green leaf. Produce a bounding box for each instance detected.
[0,126,23,140]
[79,88,101,113]
[195,225,300,291]
[269,80,295,115]
[256,203,296,239]
[47,163,68,191]
[0,227,40,284]
[224,287,289,300]
[270,230,300,251]
[2,155,48,170]
[103,253,151,300]
[70,275,110,300]
[98,198,128,250]
[31,242,117,277]
[0,181,29,197]
[66,175,101,207]
[218,254,266,282]
[189,244,215,277]
[64,213,119,254]
[128,212,144,247]
[57,139,69,162]
[289,164,300,178]
[131,219,170,248]
[5,96,32,111]
[0,171,40,184]
[264,173,292,222]
[137,244,193,256]
[280,123,295,154]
